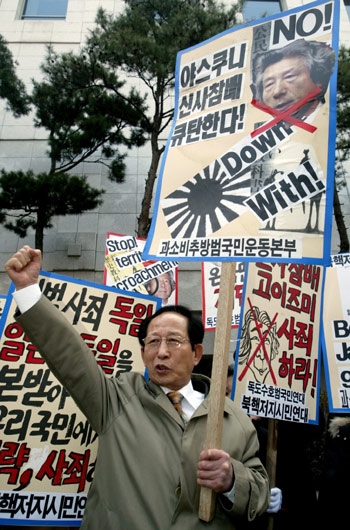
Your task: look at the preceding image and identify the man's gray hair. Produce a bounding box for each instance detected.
[251,38,336,102]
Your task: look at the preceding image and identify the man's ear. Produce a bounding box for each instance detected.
[193,344,203,366]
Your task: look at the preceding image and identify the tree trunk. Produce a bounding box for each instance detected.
[137,147,163,238]
[333,178,350,253]
[35,217,45,254]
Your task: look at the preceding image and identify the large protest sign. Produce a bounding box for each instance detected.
[143,0,339,265]
[231,262,324,424]
[202,261,245,330]
[0,272,160,526]
[322,259,350,412]
[105,233,178,306]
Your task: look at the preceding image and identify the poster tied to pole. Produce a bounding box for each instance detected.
[322,254,350,412]
[201,261,245,330]
[143,0,339,266]
[0,273,160,526]
[231,261,324,424]
[104,233,178,307]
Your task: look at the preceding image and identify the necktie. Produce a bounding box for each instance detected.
[167,391,189,425]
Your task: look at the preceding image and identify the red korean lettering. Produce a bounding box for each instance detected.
[25,343,45,364]
[277,317,313,356]
[294,357,312,392]
[278,351,295,387]
[252,266,272,300]
[81,333,119,375]
[0,441,30,466]
[278,352,313,393]
[302,265,320,291]
[63,450,91,492]
[109,296,134,334]
[300,293,316,322]
[0,441,32,488]
[0,340,25,362]
[129,303,153,337]
[36,449,90,493]
[36,449,69,485]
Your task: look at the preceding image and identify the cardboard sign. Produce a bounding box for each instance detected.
[202,261,245,330]
[143,0,339,265]
[105,233,178,306]
[0,272,160,525]
[322,262,350,412]
[232,262,324,424]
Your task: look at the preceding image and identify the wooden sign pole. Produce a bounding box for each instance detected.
[199,261,236,522]
[266,418,278,530]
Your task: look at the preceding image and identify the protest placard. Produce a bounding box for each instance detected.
[0,272,160,525]
[143,0,339,265]
[201,261,245,330]
[105,233,178,306]
[322,261,350,412]
[231,261,324,424]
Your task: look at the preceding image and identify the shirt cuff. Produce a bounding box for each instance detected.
[13,284,42,314]
[222,481,235,504]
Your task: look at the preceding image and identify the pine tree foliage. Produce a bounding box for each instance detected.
[0,35,30,117]
[86,0,242,236]
[0,27,150,252]
[0,170,104,252]
[31,44,149,179]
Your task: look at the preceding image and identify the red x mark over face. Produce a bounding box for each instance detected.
[250,86,322,138]
[238,298,278,385]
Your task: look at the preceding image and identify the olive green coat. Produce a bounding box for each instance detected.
[17,296,269,529]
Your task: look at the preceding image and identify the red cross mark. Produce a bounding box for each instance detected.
[238,298,278,385]
[250,86,322,138]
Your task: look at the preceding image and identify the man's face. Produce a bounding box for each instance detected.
[262,55,321,113]
[148,273,172,302]
[249,322,272,383]
[141,312,202,390]
[155,273,172,300]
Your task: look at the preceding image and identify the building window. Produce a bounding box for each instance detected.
[344,0,350,20]
[242,0,282,22]
[22,0,68,20]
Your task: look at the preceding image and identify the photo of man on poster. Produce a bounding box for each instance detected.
[145,270,176,306]
[248,38,336,234]
[251,38,336,120]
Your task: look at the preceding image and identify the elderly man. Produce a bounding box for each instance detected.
[5,246,269,530]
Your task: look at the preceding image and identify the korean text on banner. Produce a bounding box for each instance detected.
[105,233,178,307]
[322,262,350,412]
[231,262,324,424]
[143,0,339,264]
[201,261,245,330]
[0,272,160,526]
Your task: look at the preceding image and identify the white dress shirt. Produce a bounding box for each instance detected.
[161,379,204,419]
